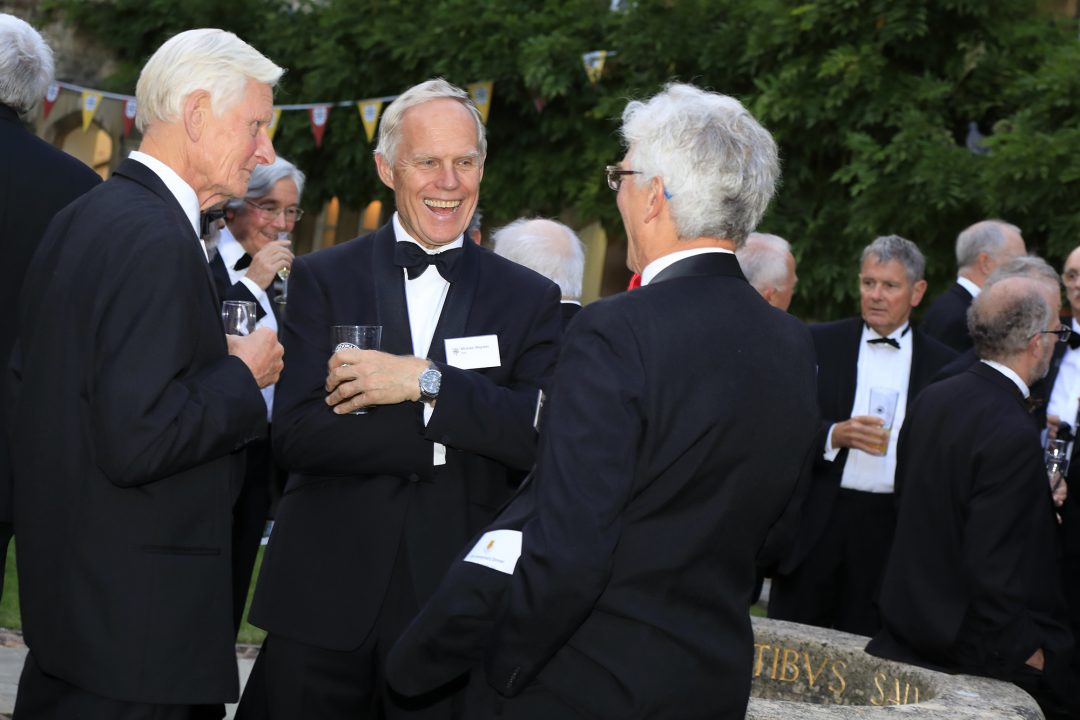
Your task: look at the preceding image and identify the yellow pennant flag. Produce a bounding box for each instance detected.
[467,81,493,124]
[267,107,283,142]
[81,91,102,131]
[357,99,384,143]
[582,51,609,85]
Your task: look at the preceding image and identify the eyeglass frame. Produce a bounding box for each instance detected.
[605,165,642,192]
[244,199,304,223]
[1033,324,1073,344]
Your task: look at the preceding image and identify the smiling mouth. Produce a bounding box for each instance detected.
[424,199,461,211]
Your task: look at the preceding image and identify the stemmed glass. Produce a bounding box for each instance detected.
[275,231,290,304]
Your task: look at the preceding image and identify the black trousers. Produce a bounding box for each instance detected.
[769,488,896,636]
[14,653,201,720]
[232,437,274,634]
[236,539,464,720]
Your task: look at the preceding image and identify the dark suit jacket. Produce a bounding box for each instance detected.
[867,363,1073,686]
[8,159,267,704]
[778,318,956,573]
[248,223,562,651]
[921,281,974,352]
[0,104,100,524]
[559,301,581,333]
[208,244,275,324]
[388,253,820,720]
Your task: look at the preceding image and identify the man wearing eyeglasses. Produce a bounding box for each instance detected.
[386,83,819,720]
[867,275,1080,720]
[207,156,305,640]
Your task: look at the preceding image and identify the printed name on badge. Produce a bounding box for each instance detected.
[445,334,501,370]
[463,529,522,575]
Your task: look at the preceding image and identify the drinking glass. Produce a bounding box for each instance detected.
[221,300,257,336]
[1046,438,1069,493]
[274,231,290,305]
[867,387,899,455]
[331,325,383,415]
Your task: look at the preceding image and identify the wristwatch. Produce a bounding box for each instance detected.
[418,362,442,403]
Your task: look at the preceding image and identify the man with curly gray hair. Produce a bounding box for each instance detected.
[387,83,819,719]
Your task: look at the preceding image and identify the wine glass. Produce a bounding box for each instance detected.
[275,231,290,304]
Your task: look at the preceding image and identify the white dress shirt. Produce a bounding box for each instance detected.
[217,225,278,419]
[392,212,464,466]
[128,150,207,261]
[825,323,913,494]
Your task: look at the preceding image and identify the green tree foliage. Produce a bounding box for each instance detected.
[45,0,1080,319]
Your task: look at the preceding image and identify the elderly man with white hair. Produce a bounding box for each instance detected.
[386,82,819,720]
[493,217,586,331]
[736,231,798,311]
[8,28,283,718]
[0,13,101,605]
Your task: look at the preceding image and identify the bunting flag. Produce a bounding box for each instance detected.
[357,99,383,143]
[533,96,547,113]
[309,105,331,147]
[468,81,493,124]
[81,91,102,131]
[267,107,283,142]
[582,50,609,85]
[42,83,60,120]
[122,98,138,137]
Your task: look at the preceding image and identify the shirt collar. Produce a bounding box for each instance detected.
[980,359,1029,398]
[640,247,734,287]
[216,225,246,269]
[128,150,202,242]
[861,322,911,345]
[957,276,981,298]
[391,212,465,254]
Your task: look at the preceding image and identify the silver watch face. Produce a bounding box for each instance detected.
[420,367,442,397]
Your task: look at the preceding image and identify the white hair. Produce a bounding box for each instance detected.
[955,219,1022,270]
[620,83,779,246]
[493,218,585,300]
[736,232,792,292]
[135,28,283,133]
[0,13,54,116]
[374,78,486,166]
[225,156,306,210]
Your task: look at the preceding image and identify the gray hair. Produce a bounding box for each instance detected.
[225,156,305,210]
[374,78,487,166]
[969,276,1053,362]
[0,13,54,116]
[135,28,283,133]
[984,255,1058,292]
[956,219,1022,270]
[619,83,779,247]
[493,218,585,300]
[736,232,792,292]
[861,235,925,283]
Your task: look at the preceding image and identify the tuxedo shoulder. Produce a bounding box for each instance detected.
[809,317,860,340]
[914,330,959,363]
[474,246,559,296]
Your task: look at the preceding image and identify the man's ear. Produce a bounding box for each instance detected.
[643,176,665,224]
[375,152,395,190]
[183,90,212,143]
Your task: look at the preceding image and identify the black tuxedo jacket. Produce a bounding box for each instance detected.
[921,281,974,352]
[388,252,820,719]
[868,364,1073,685]
[208,246,276,323]
[8,159,267,704]
[248,222,561,651]
[559,301,581,333]
[778,317,956,573]
[0,104,100,523]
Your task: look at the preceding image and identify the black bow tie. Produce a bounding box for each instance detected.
[867,337,901,349]
[234,254,252,271]
[393,242,463,282]
[1068,331,1080,351]
[199,208,226,238]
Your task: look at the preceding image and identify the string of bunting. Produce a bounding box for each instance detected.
[41,79,497,145]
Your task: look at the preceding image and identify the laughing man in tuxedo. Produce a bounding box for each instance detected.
[387,82,820,720]
[769,235,956,636]
[236,79,561,720]
[8,29,284,719]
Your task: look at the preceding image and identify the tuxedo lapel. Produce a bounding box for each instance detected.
[370,225,413,356]
[114,159,219,304]
[834,319,863,422]
[428,241,479,363]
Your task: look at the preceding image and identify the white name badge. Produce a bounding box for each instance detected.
[464,529,522,575]
[445,334,501,370]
